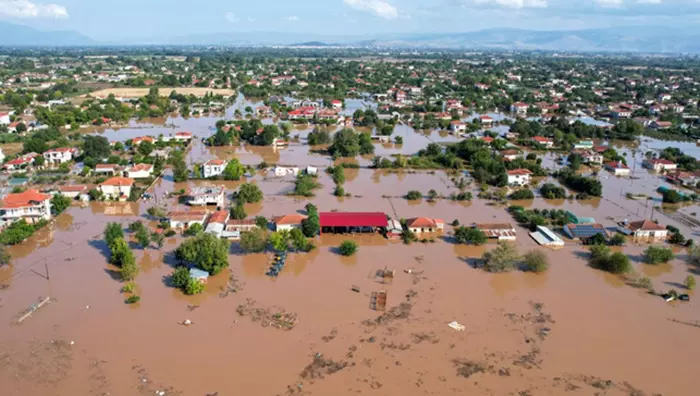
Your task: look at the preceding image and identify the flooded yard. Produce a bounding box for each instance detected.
[2,106,700,395]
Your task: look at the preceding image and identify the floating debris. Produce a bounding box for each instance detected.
[236,299,298,330]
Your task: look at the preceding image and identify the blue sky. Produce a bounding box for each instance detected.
[2,0,700,39]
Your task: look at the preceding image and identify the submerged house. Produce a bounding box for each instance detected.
[563,223,608,240]
[186,185,226,207]
[617,220,668,242]
[406,217,445,234]
[475,223,517,241]
[168,210,208,229]
[529,226,565,247]
[0,189,52,223]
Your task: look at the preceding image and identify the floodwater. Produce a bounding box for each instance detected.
[2,102,700,395]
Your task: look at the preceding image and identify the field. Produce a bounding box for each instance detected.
[84,87,236,99]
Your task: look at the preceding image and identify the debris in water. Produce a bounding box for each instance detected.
[17,296,51,324]
[236,299,298,330]
[448,321,465,331]
[180,319,193,326]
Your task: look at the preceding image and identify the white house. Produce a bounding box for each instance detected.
[620,220,668,242]
[475,223,517,241]
[57,185,88,199]
[3,152,38,171]
[643,159,677,172]
[0,147,5,163]
[450,121,466,133]
[0,189,52,223]
[0,112,11,125]
[203,159,227,178]
[124,163,154,179]
[510,102,529,115]
[43,147,78,164]
[406,217,445,234]
[186,185,226,207]
[272,214,307,231]
[507,169,532,186]
[531,136,554,148]
[167,210,208,229]
[605,161,631,176]
[97,176,134,201]
[94,164,119,175]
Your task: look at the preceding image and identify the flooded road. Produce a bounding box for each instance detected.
[2,106,700,395]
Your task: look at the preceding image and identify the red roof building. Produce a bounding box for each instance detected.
[319,212,388,231]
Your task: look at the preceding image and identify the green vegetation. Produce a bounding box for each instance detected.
[293,174,320,197]
[255,216,269,229]
[104,223,124,247]
[121,281,136,293]
[230,203,247,220]
[685,275,696,290]
[523,250,549,273]
[327,128,374,158]
[151,231,165,249]
[185,278,205,295]
[169,149,188,183]
[540,183,567,199]
[135,227,151,248]
[454,226,487,245]
[129,221,145,233]
[170,267,204,295]
[183,223,204,236]
[240,227,269,253]
[339,240,358,256]
[307,128,331,145]
[175,233,231,275]
[290,228,315,252]
[236,183,263,204]
[223,159,245,181]
[405,190,422,200]
[0,244,11,267]
[508,189,534,200]
[482,242,520,273]
[588,244,631,274]
[557,169,602,197]
[0,220,48,246]
[147,206,167,219]
[50,193,72,215]
[509,206,568,231]
[125,295,141,304]
[302,204,320,237]
[661,189,689,204]
[269,230,291,252]
[642,246,674,265]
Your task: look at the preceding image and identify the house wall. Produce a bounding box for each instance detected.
[275,223,301,232]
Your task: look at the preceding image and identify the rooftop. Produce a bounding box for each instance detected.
[320,212,388,228]
[1,189,51,209]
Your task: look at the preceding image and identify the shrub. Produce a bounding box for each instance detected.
[508,189,534,200]
[0,220,39,245]
[642,246,674,265]
[670,232,686,245]
[482,242,520,273]
[121,281,136,293]
[136,227,151,248]
[171,267,190,289]
[185,278,205,295]
[625,271,654,291]
[454,226,487,245]
[184,223,204,236]
[51,194,72,215]
[540,183,566,199]
[129,221,145,233]
[686,275,696,290]
[125,295,141,304]
[523,250,549,273]
[255,216,269,229]
[589,246,631,274]
[236,183,263,204]
[164,229,176,237]
[240,227,269,253]
[339,240,358,256]
[175,233,231,275]
[405,190,422,200]
[293,174,320,197]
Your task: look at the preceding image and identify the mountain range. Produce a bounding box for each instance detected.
[2,21,700,53]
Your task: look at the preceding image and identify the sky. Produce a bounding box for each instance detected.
[2,0,700,40]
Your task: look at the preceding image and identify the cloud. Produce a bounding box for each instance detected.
[0,0,68,18]
[343,0,400,19]
[594,0,623,7]
[247,16,256,22]
[224,12,239,23]
[472,0,548,8]
[286,15,299,21]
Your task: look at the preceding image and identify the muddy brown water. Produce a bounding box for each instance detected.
[2,109,700,395]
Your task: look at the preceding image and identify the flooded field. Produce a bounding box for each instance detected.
[2,106,700,395]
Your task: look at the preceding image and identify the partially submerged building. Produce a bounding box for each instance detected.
[475,223,517,241]
[617,220,668,242]
[0,189,52,223]
[563,223,608,240]
[406,217,445,234]
[319,212,388,234]
[186,185,226,207]
[529,226,565,247]
[168,210,208,229]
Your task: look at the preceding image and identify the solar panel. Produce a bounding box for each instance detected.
[571,225,605,238]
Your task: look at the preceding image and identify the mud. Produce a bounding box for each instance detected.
[1,107,700,395]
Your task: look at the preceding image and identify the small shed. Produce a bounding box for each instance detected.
[189,268,209,284]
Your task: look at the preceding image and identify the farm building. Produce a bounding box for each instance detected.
[563,223,608,240]
[319,212,388,234]
[529,226,565,247]
[475,223,517,241]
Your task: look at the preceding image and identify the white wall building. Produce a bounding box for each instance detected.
[203,159,227,178]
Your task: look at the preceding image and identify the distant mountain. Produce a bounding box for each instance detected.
[0,21,94,46]
[290,41,331,47]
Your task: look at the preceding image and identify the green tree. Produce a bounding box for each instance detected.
[331,166,345,185]
[302,205,320,237]
[223,159,245,180]
[642,246,674,265]
[405,190,422,200]
[328,128,360,158]
[171,267,190,289]
[109,237,133,267]
[184,222,204,236]
[339,240,358,256]
[482,242,519,273]
[136,227,151,248]
[523,250,549,273]
[129,221,145,233]
[147,206,167,219]
[269,230,291,252]
[290,228,314,252]
[240,227,269,253]
[231,203,247,220]
[137,140,155,156]
[151,231,165,249]
[175,233,231,275]
[454,227,487,245]
[185,277,205,295]
[82,135,111,159]
[236,183,263,203]
[120,253,139,281]
[589,245,631,274]
[255,216,268,229]
[293,174,320,197]
[104,222,124,248]
[50,193,72,215]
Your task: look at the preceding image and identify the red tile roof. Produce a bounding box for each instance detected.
[507,168,533,176]
[208,210,229,224]
[319,212,388,228]
[100,176,134,187]
[1,189,51,209]
[407,217,445,228]
[627,220,666,232]
[205,159,226,166]
[273,214,307,225]
[58,185,87,192]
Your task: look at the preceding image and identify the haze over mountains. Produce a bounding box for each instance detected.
[2,21,700,54]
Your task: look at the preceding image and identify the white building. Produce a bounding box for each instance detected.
[0,189,52,223]
[203,159,227,178]
[0,112,11,125]
[94,164,119,175]
[506,169,532,186]
[642,159,677,172]
[0,147,5,163]
[124,163,154,179]
[187,185,226,207]
[619,220,669,243]
[273,166,300,177]
[272,214,307,231]
[167,210,208,229]
[43,147,78,164]
[406,217,445,234]
[97,176,134,201]
[605,161,631,176]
